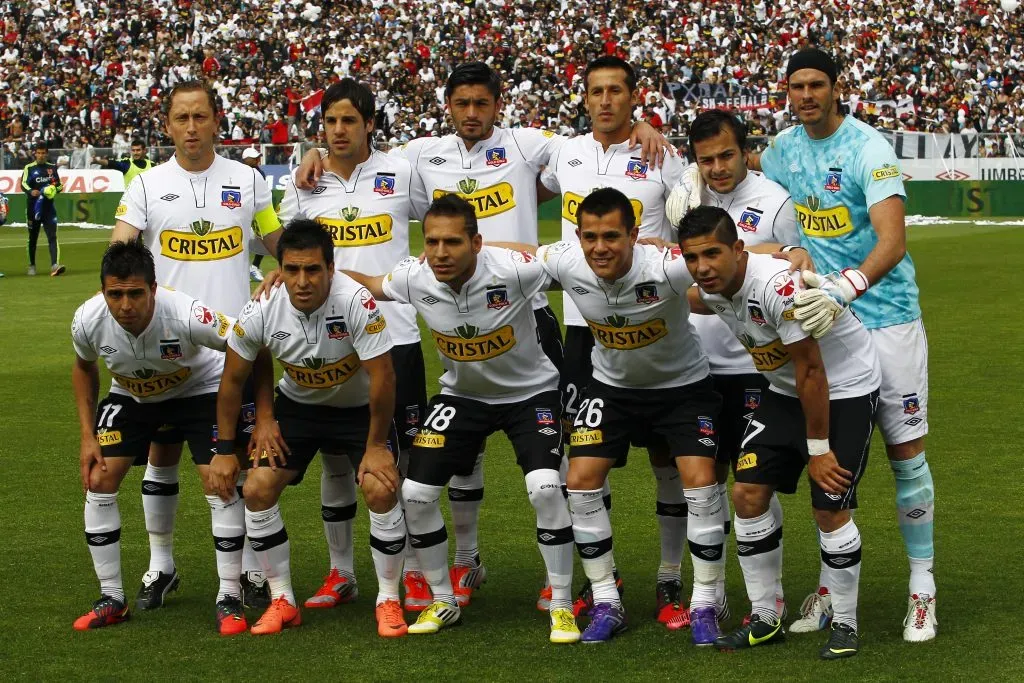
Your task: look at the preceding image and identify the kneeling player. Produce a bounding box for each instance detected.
[346,195,578,643]
[215,220,408,637]
[71,240,251,634]
[679,206,880,659]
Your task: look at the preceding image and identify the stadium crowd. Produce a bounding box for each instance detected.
[0,0,1021,167]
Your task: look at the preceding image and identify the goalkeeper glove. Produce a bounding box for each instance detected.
[793,269,868,339]
[665,162,703,228]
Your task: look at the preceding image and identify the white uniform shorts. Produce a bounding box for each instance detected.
[869,318,929,445]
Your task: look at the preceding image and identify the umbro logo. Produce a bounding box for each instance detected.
[323,510,337,519]
[271,331,291,341]
[571,286,590,295]
[830,557,852,566]
[100,345,117,354]
[216,540,236,550]
[249,540,264,549]
[429,157,446,166]
[568,159,582,167]
[449,490,467,500]
[422,295,440,305]
[89,535,108,544]
[906,508,927,519]
[579,547,599,556]
[698,437,715,447]
[905,417,923,426]
[405,428,418,436]
[699,549,719,558]
[384,542,404,553]
[538,533,556,543]
[736,544,753,553]
[662,505,683,515]
[142,483,161,493]
[312,186,326,195]
[160,194,179,201]
[538,427,558,436]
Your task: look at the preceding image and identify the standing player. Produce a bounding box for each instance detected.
[216,220,407,637]
[71,240,250,635]
[678,206,880,659]
[111,80,282,613]
[22,141,65,276]
[241,147,267,282]
[276,79,428,613]
[538,56,688,626]
[531,189,726,645]
[751,48,938,641]
[345,195,578,644]
[667,109,800,623]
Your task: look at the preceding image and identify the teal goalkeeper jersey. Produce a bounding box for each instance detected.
[760,116,921,329]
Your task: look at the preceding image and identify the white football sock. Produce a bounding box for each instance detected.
[449,451,484,568]
[369,503,407,604]
[85,491,124,602]
[820,519,862,632]
[321,455,357,576]
[245,504,294,606]
[206,493,244,601]
[653,465,687,584]
[526,469,573,610]
[735,510,782,622]
[403,479,455,605]
[686,484,726,610]
[141,463,178,574]
[568,488,618,606]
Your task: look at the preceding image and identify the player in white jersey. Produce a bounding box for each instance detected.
[215,220,407,637]
[71,240,252,635]
[110,81,283,612]
[675,109,802,624]
[276,79,429,612]
[538,55,692,625]
[679,206,880,659]
[345,195,579,644]
[525,189,725,645]
[295,63,670,607]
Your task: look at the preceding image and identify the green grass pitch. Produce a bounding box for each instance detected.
[0,221,1021,681]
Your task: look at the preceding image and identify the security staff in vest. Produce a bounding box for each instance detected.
[97,139,154,187]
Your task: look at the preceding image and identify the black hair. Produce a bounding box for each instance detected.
[445,62,501,101]
[677,205,738,245]
[101,237,156,287]
[321,78,376,126]
[583,56,637,92]
[688,109,747,152]
[162,80,221,117]
[423,193,479,237]
[130,138,145,148]
[577,187,636,232]
[277,218,334,266]
[33,141,47,151]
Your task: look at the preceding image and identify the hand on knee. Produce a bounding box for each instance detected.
[361,475,398,514]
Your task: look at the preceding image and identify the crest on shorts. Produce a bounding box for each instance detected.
[190,219,214,236]
[635,282,659,304]
[221,189,242,209]
[486,285,510,310]
[744,390,762,411]
[326,316,349,340]
[738,209,761,232]
[902,393,921,415]
[374,173,396,196]
[748,303,767,326]
[485,147,508,167]
[625,158,648,180]
[536,409,555,425]
[697,416,715,436]
[824,168,842,193]
[159,340,182,360]
[458,178,478,194]
[341,206,360,222]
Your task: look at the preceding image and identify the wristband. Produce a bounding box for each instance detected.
[215,438,235,456]
[840,267,869,298]
[807,438,830,456]
[781,245,805,253]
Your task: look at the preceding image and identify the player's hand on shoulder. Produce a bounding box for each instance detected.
[295,147,325,190]
[251,269,282,300]
[665,162,702,229]
[772,246,815,274]
[637,236,674,251]
[793,271,851,339]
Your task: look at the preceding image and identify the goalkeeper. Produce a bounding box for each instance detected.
[21,142,66,276]
[750,47,937,643]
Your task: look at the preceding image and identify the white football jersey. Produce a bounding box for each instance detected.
[537,241,709,389]
[692,170,801,375]
[540,133,685,327]
[71,287,233,402]
[229,273,394,408]
[277,151,419,346]
[395,128,564,310]
[381,246,559,404]
[116,154,277,316]
[699,253,880,399]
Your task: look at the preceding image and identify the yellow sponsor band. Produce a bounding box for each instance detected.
[587,318,668,350]
[742,338,791,372]
[569,428,603,446]
[431,325,516,361]
[160,226,245,261]
[736,452,757,471]
[233,322,245,338]
[316,214,394,247]
[255,205,282,237]
[562,191,643,226]
[215,313,230,336]
[871,166,901,181]
[365,318,387,334]
[782,308,796,321]
[794,204,853,238]
[112,367,193,398]
[97,430,123,446]
[280,354,362,388]
[433,182,516,219]
[412,432,446,448]
[115,204,127,217]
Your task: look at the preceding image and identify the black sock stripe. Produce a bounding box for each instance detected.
[213,535,245,553]
[724,520,732,536]
[603,494,613,511]
[688,540,724,562]
[537,526,574,546]
[821,546,862,569]
[322,503,357,522]
[448,487,484,502]
[86,528,121,546]
[736,527,783,556]
[248,527,288,551]
[370,534,407,555]
[575,535,613,559]
[236,485,244,499]
[655,501,688,517]
[409,526,448,549]
[141,480,179,496]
